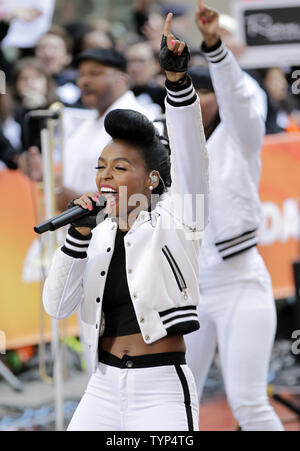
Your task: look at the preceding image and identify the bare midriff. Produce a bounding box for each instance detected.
[99,333,186,359]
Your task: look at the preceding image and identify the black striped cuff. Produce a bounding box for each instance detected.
[61,226,92,259]
[215,229,258,259]
[201,38,228,64]
[166,75,197,107]
[159,306,199,335]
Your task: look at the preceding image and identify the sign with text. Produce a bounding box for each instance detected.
[233,0,300,68]
[0,169,78,350]
[258,132,300,299]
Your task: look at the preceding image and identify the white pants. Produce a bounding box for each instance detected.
[68,351,199,431]
[185,249,284,431]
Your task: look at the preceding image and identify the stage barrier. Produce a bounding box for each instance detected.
[0,132,300,349]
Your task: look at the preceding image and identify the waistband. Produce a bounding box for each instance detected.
[99,350,186,369]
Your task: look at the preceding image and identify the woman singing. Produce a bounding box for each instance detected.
[43,14,209,431]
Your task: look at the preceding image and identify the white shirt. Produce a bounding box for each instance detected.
[198,41,267,276]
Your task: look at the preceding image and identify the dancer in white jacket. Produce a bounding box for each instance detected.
[185,1,284,431]
[43,14,209,431]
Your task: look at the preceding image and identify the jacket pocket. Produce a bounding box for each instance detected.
[162,245,188,300]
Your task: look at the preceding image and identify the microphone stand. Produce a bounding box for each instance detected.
[41,122,64,432]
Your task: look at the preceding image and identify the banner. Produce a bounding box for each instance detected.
[258,132,300,299]
[232,0,300,68]
[0,169,78,350]
[1,0,55,48]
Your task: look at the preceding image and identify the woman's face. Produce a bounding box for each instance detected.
[96,140,152,224]
[36,34,71,75]
[264,68,288,102]
[16,66,47,99]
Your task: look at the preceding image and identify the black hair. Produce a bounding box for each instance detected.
[104,109,171,195]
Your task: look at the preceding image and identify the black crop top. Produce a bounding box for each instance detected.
[101,228,141,337]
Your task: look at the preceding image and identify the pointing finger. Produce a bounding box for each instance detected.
[198,0,205,12]
[163,12,173,37]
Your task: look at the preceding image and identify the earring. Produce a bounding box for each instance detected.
[150,173,158,184]
[149,186,154,191]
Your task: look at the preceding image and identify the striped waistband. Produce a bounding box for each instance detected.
[215,229,258,260]
[99,350,186,369]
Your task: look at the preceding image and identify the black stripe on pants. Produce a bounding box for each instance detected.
[174,364,194,431]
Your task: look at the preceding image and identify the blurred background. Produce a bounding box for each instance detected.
[0,0,300,431]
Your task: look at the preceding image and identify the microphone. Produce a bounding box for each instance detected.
[34,197,107,234]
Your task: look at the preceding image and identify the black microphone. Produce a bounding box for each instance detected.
[34,197,107,234]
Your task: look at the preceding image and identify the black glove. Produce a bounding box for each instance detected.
[159,35,190,73]
[67,197,107,230]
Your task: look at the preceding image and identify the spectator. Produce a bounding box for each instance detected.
[0,92,21,170]
[12,57,57,151]
[125,40,165,114]
[35,25,80,105]
[262,67,300,134]
[0,18,13,84]
[0,89,21,151]
[81,29,115,51]
[133,0,189,54]
[0,125,20,170]
[63,21,93,59]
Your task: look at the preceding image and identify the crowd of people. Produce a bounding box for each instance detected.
[1,0,297,432]
[1,1,300,175]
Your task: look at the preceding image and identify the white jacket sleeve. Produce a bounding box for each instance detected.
[203,39,266,154]
[165,76,209,233]
[42,227,91,319]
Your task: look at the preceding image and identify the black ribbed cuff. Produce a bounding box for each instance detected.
[166,75,197,107]
[201,38,228,64]
[61,226,92,259]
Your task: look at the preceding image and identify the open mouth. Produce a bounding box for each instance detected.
[82,90,96,98]
[100,186,119,208]
[100,186,118,195]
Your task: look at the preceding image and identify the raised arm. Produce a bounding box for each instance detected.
[195,1,266,154]
[0,8,42,41]
[160,13,209,233]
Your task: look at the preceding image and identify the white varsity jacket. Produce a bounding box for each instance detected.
[43,78,209,373]
[199,40,267,265]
